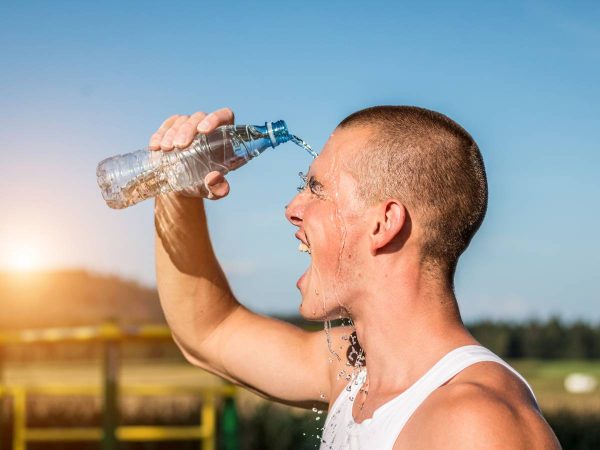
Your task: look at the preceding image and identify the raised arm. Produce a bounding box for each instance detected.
[152,109,346,408]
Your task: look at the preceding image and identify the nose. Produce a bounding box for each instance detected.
[285,192,305,227]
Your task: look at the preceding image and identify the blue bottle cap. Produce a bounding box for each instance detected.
[266,120,290,147]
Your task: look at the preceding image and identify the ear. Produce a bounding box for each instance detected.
[369,200,406,255]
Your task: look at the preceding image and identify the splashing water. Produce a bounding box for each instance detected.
[291,135,318,159]
[293,134,371,449]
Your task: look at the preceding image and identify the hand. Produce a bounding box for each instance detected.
[148,108,234,200]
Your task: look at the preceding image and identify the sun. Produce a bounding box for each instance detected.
[9,246,39,272]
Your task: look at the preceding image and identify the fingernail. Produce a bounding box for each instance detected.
[197,119,210,132]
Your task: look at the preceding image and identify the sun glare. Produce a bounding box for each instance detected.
[9,247,38,272]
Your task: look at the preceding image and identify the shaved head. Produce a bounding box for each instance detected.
[338,106,488,280]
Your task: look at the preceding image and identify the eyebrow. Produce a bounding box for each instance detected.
[308,175,324,188]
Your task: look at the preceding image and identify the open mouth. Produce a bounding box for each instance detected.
[296,233,312,290]
[295,231,311,255]
[298,242,311,254]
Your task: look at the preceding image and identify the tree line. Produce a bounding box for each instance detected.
[468,318,600,359]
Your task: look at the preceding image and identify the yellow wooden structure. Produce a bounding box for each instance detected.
[0,323,237,450]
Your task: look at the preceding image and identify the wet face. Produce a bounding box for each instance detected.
[285,126,371,321]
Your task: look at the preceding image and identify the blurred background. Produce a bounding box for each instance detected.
[0,0,598,448]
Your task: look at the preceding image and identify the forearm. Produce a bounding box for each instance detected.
[154,192,240,358]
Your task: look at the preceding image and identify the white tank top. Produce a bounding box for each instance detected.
[320,345,536,450]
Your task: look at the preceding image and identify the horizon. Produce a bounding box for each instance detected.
[1,267,598,326]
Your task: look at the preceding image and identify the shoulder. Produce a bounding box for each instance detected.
[396,362,560,449]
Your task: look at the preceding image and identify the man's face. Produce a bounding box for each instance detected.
[285,126,371,321]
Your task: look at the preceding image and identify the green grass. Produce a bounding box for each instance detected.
[3,359,600,449]
[510,359,600,413]
[3,359,600,415]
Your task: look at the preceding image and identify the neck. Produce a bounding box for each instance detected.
[348,261,477,393]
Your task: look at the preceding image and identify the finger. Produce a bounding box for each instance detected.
[197,107,235,133]
[149,115,181,150]
[173,111,207,148]
[204,171,230,200]
[160,115,190,151]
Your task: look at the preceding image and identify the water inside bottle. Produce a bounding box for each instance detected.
[116,169,169,209]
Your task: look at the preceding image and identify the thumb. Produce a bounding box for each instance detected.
[204,171,230,200]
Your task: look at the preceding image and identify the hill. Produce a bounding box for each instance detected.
[0,270,165,330]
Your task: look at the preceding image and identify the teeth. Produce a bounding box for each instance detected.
[298,242,311,254]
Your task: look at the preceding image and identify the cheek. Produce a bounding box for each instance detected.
[334,231,366,288]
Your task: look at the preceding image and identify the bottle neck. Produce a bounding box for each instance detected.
[253,121,291,148]
[232,121,291,158]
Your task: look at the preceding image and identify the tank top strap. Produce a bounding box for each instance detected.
[397,345,537,412]
[321,346,537,450]
[371,345,538,449]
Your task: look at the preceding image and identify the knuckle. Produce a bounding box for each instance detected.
[162,114,179,125]
[223,107,234,122]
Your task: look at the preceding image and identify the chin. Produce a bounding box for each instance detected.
[298,297,349,322]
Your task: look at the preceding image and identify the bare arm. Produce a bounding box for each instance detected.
[152,109,346,408]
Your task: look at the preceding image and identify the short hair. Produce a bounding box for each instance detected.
[338,106,488,280]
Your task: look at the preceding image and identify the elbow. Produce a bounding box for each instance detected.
[171,332,209,368]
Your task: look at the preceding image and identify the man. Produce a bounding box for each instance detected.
[151,106,560,449]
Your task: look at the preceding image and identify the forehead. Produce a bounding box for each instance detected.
[308,126,371,178]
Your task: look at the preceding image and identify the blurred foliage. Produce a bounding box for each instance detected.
[1,399,597,450]
[546,410,600,450]
[241,404,322,450]
[468,317,600,359]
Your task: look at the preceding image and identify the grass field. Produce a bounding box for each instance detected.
[511,359,600,413]
[3,358,599,415]
[2,359,600,449]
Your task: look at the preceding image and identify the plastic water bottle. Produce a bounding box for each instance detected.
[97,121,298,209]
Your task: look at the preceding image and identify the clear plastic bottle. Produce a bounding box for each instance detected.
[97,120,292,209]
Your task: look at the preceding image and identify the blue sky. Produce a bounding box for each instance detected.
[0,0,598,321]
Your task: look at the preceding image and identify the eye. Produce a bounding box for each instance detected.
[308,177,322,195]
[297,172,324,197]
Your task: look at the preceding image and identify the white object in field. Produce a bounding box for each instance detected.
[564,373,598,394]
